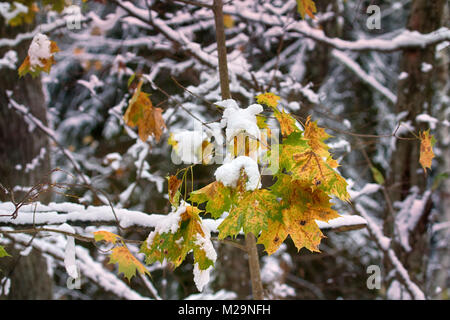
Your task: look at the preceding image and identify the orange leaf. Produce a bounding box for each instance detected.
[296,0,317,19]
[94,230,121,244]
[168,175,182,205]
[419,130,435,173]
[123,80,166,142]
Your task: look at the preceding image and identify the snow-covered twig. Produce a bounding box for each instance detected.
[0,201,367,235]
[355,204,426,300]
[331,49,397,104]
[0,231,149,300]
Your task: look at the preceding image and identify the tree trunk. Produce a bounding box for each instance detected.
[0,18,53,299]
[386,0,445,295]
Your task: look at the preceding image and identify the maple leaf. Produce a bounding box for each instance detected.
[141,205,215,270]
[168,175,183,206]
[0,245,11,258]
[274,117,349,201]
[93,230,121,244]
[123,80,166,142]
[296,0,317,19]
[275,109,299,137]
[223,14,235,29]
[258,174,339,254]
[419,130,435,173]
[108,246,149,281]
[18,39,59,78]
[303,115,332,158]
[255,92,281,109]
[218,189,280,240]
[189,181,232,219]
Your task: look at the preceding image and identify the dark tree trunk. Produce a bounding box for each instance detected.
[385,0,445,295]
[0,18,53,299]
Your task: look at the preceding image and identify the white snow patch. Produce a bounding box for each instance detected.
[28,33,53,71]
[215,156,261,191]
[193,263,213,292]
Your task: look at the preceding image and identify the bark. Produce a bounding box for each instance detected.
[386,0,445,294]
[0,18,53,299]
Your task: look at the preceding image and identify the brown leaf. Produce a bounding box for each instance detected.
[123,80,166,142]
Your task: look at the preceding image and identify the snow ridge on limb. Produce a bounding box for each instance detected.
[0,201,367,234]
[355,204,426,300]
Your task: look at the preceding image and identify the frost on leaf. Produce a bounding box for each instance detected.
[108,246,149,281]
[296,0,317,19]
[141,204,216,281]
[419,130,435,173]
[18,33,59,78]
[123,80,166,142]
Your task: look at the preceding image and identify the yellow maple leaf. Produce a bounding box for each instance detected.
[275,109,298,137]
[108,246,149,281]
[304,115,331,158]
[255,92,280,109]
[419,130,435,173]
[296,0,317,19]
[123,80,166,142]
[94,230,121,244]
[223,14,235,29]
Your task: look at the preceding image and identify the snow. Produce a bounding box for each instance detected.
[214,156,261,191]
[216,99,263,142]
[416,114,438,130]
[171,129,207,164]
[0,201,367,235]
[57,223,78,279]
[185,289,237,300]
[148,203,187,238]
[1,278,11,296]
[421,62,432,73]
[394,189,431,252]
[77,75,104,96]
[398,72,409,80]
[193,263,213,292]
[1,229,147,299]
[0,50,18,70]
[0,1,28,23]
[348,183,381,200]
[28,33,53,71]
[195,224,217,262]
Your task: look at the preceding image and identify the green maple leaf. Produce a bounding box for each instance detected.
[141,206,215,271]
[218,189,281,239]
[189,181,232,218]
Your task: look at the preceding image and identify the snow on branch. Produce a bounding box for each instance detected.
[355,204,426,300]
[0,17,90,49]
[0,229,148,300]
[0,201,366,234]
[223,5,450,52]
[331,49,397,104]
